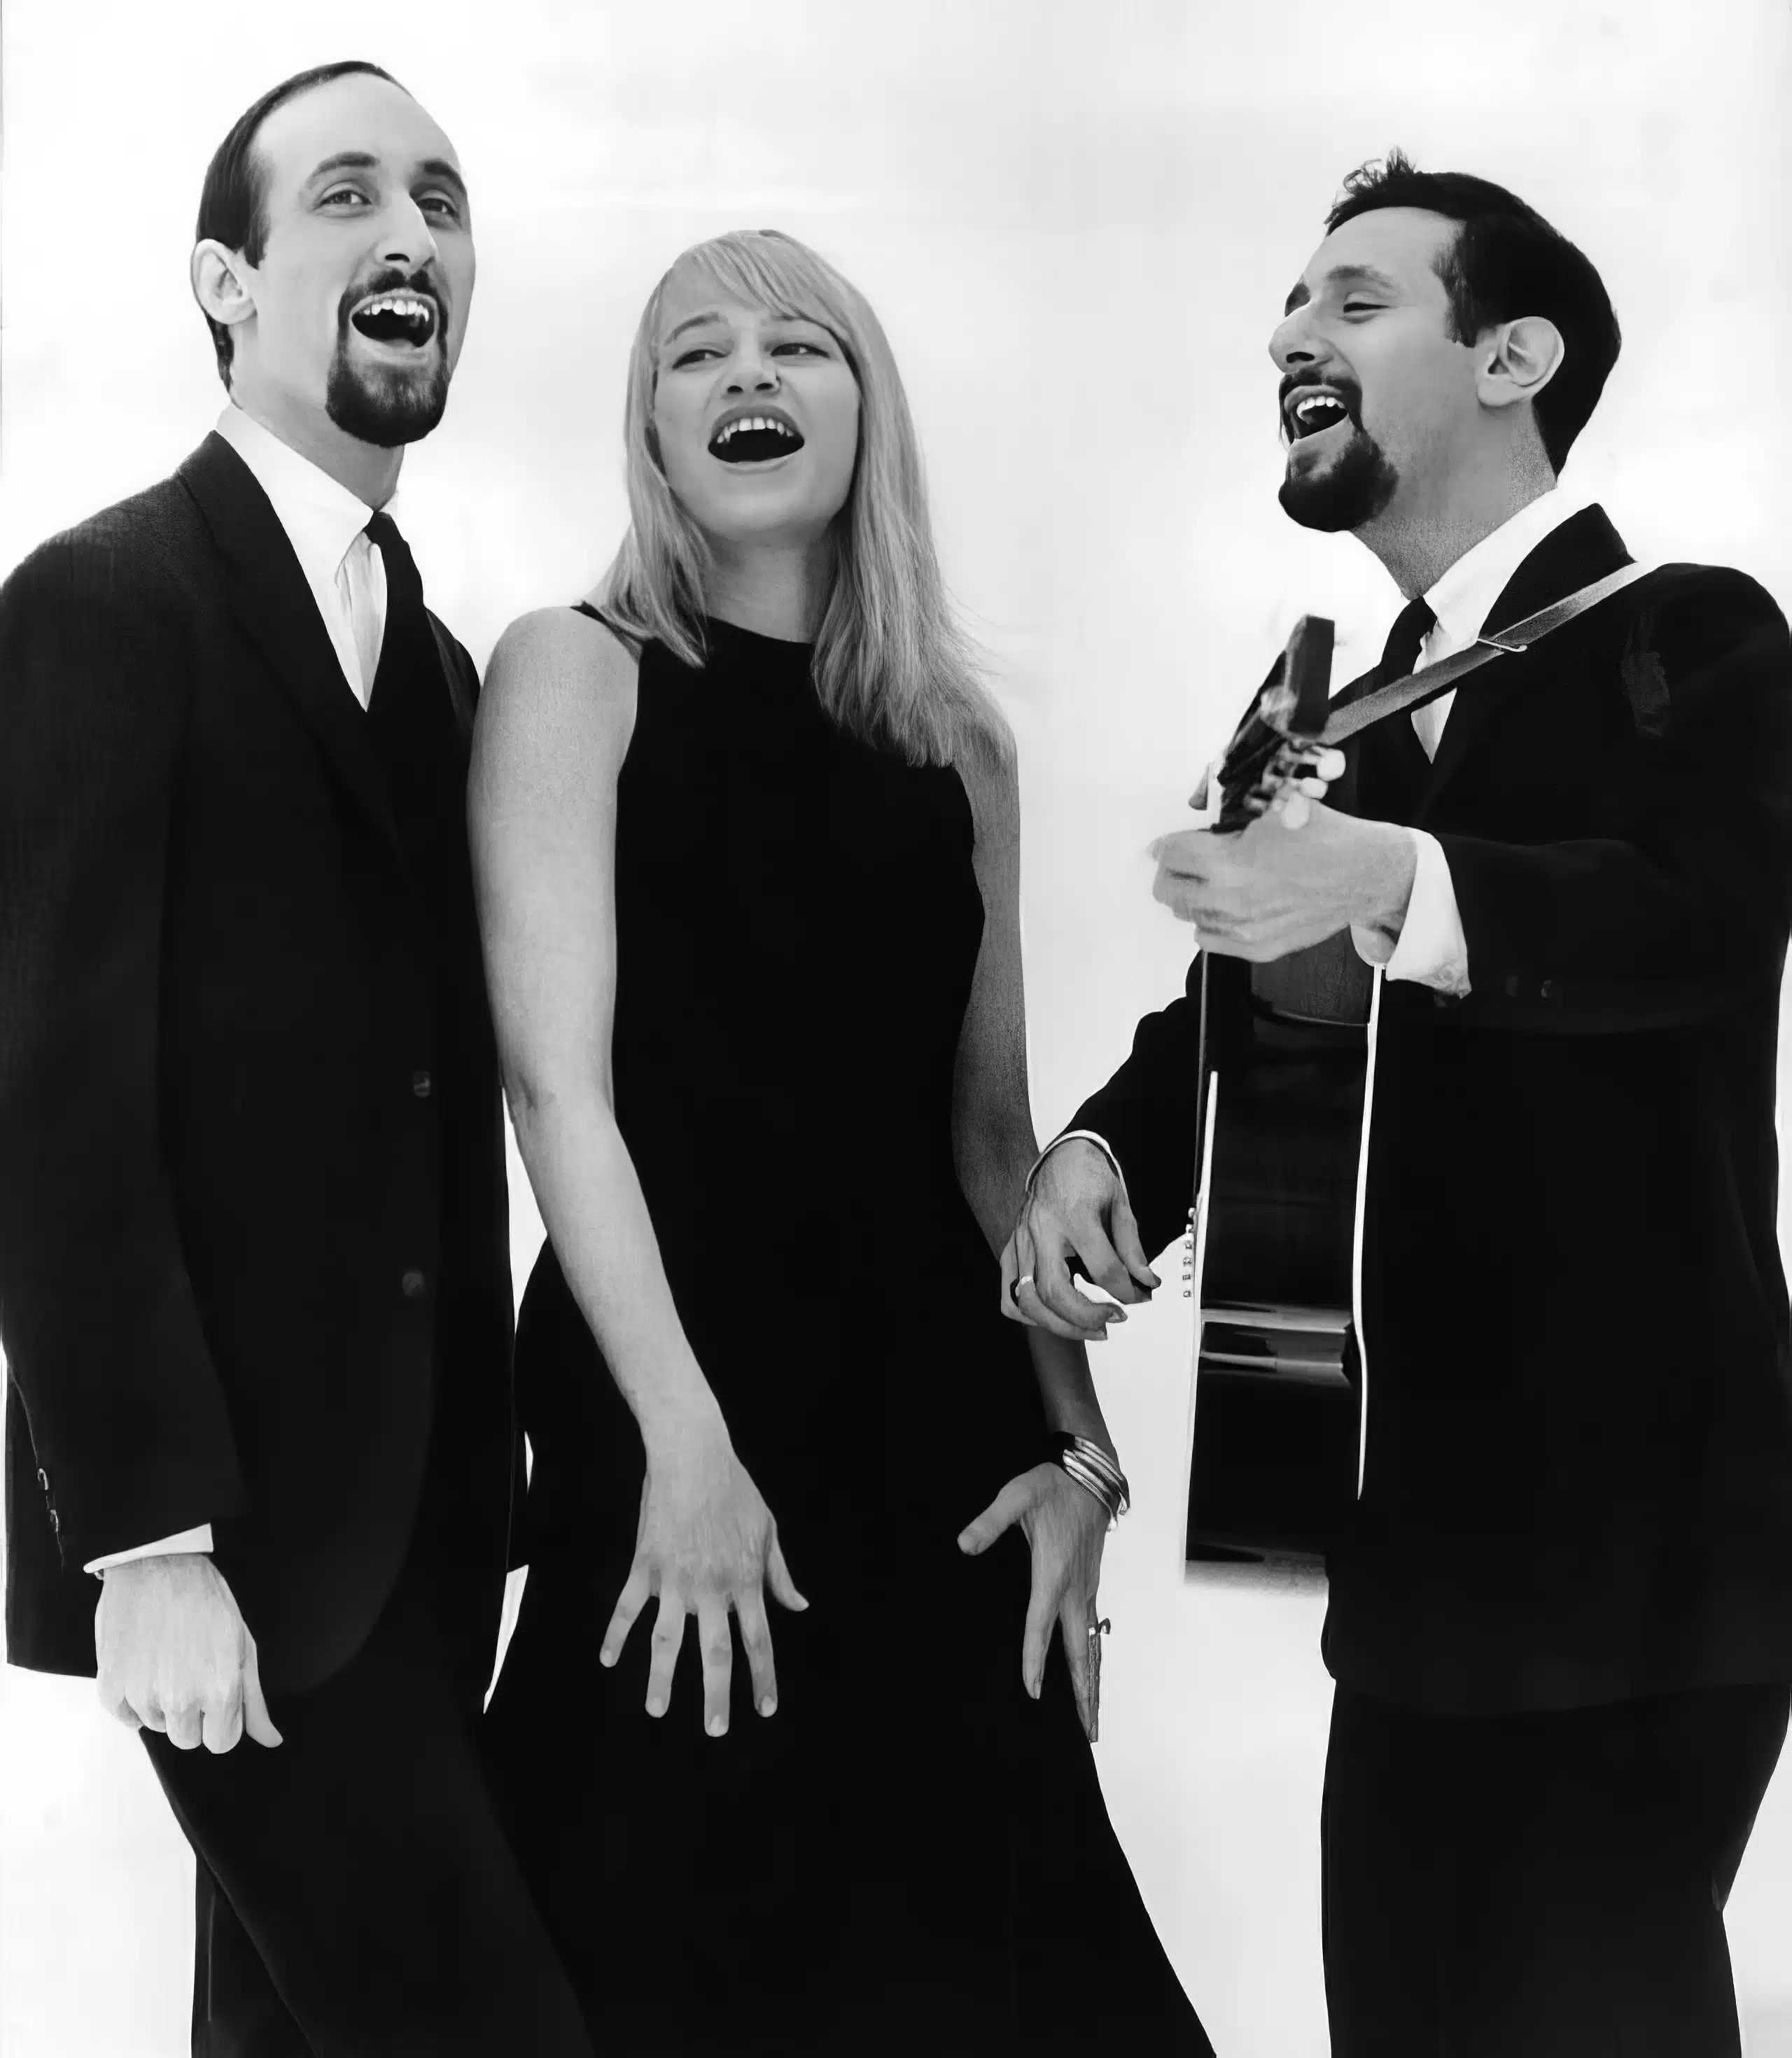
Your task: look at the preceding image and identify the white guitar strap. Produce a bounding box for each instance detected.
[1319,559,1657,748]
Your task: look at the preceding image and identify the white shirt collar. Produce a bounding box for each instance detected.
[1423,486,1590,648]
[214,405,386,589]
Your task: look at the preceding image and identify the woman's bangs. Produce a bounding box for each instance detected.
[683,237,855,366]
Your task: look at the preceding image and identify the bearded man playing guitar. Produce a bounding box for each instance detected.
[1005,152,1792,2056]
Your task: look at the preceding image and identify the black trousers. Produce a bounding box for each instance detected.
[1322,1681,1790,2057]
[143,1559,594,2058]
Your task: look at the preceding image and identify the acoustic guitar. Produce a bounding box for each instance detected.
[1182,617,1371,1569]
[1176,562,1658,1569]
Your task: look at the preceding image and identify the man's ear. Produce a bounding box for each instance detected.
[191,240,255,332]
[1477,315,1564,416]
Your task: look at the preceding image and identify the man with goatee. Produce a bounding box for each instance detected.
[0,61,592,2055]
[1007,154,1792,2054]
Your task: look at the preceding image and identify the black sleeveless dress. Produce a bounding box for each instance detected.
[484,615,1212,2057]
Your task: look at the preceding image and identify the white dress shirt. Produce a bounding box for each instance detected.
[85,409,390,1576]
[214,404,390,706]
[1350,486,1588,996]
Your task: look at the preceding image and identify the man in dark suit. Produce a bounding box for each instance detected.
[0,60,591,2055]
[1005,154,1792,2054]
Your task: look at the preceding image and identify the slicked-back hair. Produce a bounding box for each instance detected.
[195,60,405,390]
[1326,149,1620,472]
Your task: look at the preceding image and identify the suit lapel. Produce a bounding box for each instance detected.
[1413,504,1632,823]
[177,433,398,850]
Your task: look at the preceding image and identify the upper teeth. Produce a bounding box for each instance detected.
[716,415,797,444]
[1294,393,1344,422]
[360,295,432,322]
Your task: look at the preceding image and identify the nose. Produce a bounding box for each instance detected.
[724,336,780,393]
[1268,304,1320,375]
[377,191,441,278]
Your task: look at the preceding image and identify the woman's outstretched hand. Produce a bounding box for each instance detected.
[601,1417,808,1736]
[958,1462,1107,1740]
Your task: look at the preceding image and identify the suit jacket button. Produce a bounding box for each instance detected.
[36,1467,48,1493]
[412,1070,433,1098]
[1539,979,1554,998]
[401,1269,427,1299]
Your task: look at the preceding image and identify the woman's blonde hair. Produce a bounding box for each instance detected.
[597,230,1009,770]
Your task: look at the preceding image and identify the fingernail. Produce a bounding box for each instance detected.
[598,1649,617,1669]
[707,1714,727,1737]
[760,1695,777,1718]
[646,1695,666,1718]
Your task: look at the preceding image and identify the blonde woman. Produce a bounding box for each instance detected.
[472,232,1210,2054]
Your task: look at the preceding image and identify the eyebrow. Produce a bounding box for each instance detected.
[661,307,826,345]
[302,151,469,201]
[1284,264,1404,316]
[664,311,727,343]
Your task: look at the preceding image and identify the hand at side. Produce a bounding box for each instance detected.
[601,1410,808,1736]
[94,1553,282,1753]
[958,1463,1107,1739]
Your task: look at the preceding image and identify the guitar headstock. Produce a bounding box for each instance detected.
[1211,615,1336,834]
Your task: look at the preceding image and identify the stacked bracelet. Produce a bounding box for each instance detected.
[1046,1432,1130,1530]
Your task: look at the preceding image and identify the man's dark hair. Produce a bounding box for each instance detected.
[1326,149,1620,472]
[195,61,406,391]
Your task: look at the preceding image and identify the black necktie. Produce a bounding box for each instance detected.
[1379,594,1436,681]
[362,510,425,708]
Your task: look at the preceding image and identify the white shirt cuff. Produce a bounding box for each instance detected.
[85,1524,216,1576]
[1026,1129,1133,1208]
[1351,830,1471,996]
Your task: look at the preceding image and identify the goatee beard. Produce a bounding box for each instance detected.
[324,345,450,449]
[1278,428,1399,533]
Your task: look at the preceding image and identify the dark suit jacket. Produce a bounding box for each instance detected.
[1074,507,1792,1712]
[0,433,515,1693]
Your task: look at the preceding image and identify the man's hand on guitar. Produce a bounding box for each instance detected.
[1151,799,1417,962]
[1000,1139,1158,1340]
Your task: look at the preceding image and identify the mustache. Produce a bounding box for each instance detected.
[335,265,448,333]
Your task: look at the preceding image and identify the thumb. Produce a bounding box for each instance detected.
[241,1630,284,1749]
[958,1476,1030,1557]
[765,1536,809,1613]
[1111,1193,1160,1292]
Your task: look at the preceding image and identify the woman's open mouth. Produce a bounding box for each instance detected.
[708,411,806,465]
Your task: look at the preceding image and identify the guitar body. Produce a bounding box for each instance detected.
[1184,615,1371,1569]
[1186,937,1370,1564]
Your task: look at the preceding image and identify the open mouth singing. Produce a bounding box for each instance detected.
[1282,386,1354,446]
[708,408,806,466]
[349,290,440,353]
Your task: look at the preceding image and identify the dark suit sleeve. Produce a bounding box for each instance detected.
[0,536,246,1565]
[1060,954,1205,1264]
[1434,570,1792,1034]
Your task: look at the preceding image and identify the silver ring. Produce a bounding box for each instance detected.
[1018,1273,1035,1293]
[1087,1616,1111,1639]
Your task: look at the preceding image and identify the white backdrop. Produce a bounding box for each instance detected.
[3,4,1791,2054]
